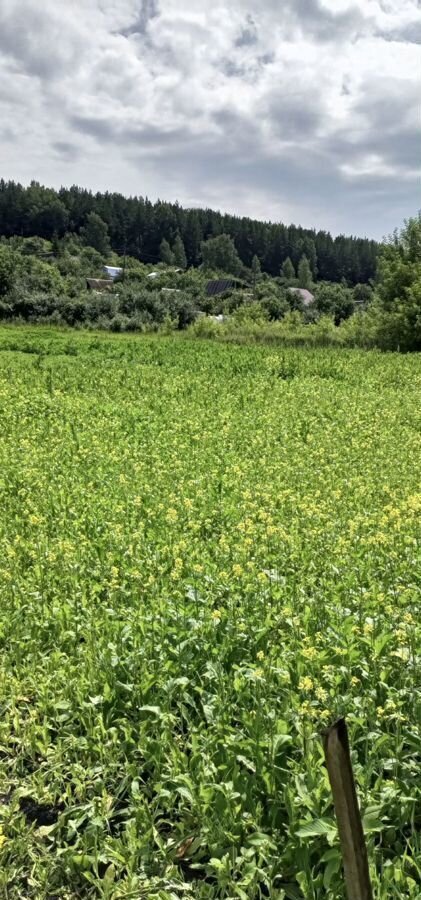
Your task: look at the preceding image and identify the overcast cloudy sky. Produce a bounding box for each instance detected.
[0,0,419,238]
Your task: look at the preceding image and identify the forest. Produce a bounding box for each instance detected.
[0,180,378,285]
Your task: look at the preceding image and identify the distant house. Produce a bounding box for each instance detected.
[147,268,183,279]
[209,314,226,323]
[287,287,315,307]
[103,266,123,280]
[86,278,113,293]
[206,278,244,297]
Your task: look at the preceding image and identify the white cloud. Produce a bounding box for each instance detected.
[0,0,420,237]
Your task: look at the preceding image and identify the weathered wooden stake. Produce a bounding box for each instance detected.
[322,718,373,900]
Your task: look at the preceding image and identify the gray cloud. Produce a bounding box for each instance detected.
[235,15,258,47]
[283,0,367,39]
[119,0,160,37]
[53,141,80,161]
[0,0,419,238]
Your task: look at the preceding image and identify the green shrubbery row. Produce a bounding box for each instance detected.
[188,301,420,351]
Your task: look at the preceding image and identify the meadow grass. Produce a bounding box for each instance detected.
[0,327,420,898]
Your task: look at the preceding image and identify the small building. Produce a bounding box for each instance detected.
[206,278,244,297]
[287,287,315,307]
[86,278,114,293]
[209,314,226,323]
[103,266,123,280]
[147,268,183,279]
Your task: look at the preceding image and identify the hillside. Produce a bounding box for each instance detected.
[0,180,378,285]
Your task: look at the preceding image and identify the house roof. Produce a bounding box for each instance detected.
[287,287,315,306]
[147,267,183,279]
[86,278,113,292]
[103,266,122,279]
[206,278,243,297]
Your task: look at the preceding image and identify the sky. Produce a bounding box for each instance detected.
[0,0,420,239]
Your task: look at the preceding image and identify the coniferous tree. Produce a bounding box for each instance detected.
[160,238,175,265]
[183,210,203,266]
[172,233,187,269]
[281,257,296,284]
[301,237,318,279]
[251,254,261,298]
[297,255,313,289]
[0,180,379,285]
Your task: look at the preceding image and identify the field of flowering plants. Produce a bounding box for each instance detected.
[0,326,420,899]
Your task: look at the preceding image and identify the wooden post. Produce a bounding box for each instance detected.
[322,718,373,900]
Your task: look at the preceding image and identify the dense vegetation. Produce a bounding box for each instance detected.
[0,181,420,350]
[0,329,420,898]
[0,180,378,283]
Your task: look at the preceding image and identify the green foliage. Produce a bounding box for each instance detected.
[1,210,420,350]
[0,246,17,296]
[353,282,374,305]
[251,254,261,280]
[160,238,175,266]
[315,282,355,324]
[301,236,318,278]
[281,256,296,284]
[13,255,65,297]
[232,301,268,324]
[60,232,83,256]
[297,254,313,289]
[190,310,346,348]
[0,179,379,283]
[0,329,420,898]
[200,234,243,276]
[172,233,187,269]
[251,254,261,299]
[255,280,289,321]
[80,212,110,256]
[374,215,421,350]
[18,236,53,256]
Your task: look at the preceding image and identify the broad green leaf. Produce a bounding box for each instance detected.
[296,818,337,839]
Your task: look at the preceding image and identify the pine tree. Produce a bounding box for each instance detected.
[172,234,187,269]
[160,238,175,265]
[251,254,261,298]
[297,255,312,289]
[184,210,203,266]
[281,257,296,284]
[301,237,318,279]
[0,179,379,284]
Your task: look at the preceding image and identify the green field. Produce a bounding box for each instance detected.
[0,327,420,899]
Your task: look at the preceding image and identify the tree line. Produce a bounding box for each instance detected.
[0,180,378,285]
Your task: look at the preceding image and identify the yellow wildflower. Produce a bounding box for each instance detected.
[299,676,314,692]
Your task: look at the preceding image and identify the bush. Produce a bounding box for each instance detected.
[374,215,421,350]
[188,316,224,339]
[314,282,355,324]
[109,314,130,332]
